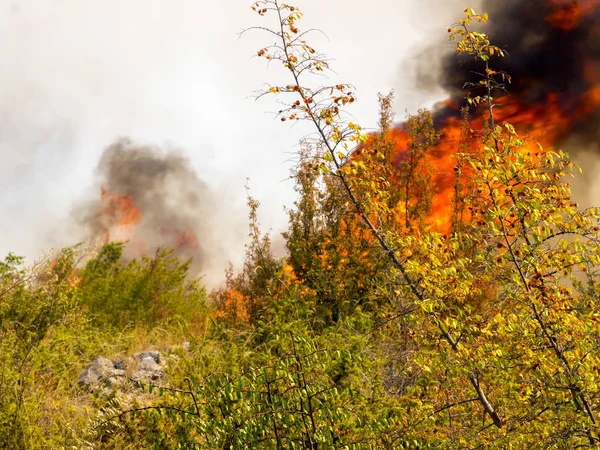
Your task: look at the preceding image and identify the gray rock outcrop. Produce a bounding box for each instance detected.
[78,350,173,389]
[77,356,126,387]
[132,351,164,382]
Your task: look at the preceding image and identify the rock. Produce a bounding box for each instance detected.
[79,350,168,389]
[131,368,164,382]
[78,356,120,387]
[113,357,126,370]
[182,341,191,352]
[106,369,127,387]
[139,356,159,372]
[131,351,165,382]
[136,351,161,364]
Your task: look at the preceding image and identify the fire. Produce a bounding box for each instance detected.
[97,186,142,244]
[95,186,199,254]
[406,93,595,230]
[157,227,199,250]
[363,0,600,232]
[174,230,198,249]
[546,0,600,30]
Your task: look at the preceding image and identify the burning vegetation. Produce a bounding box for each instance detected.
[97,186,142,245]
[97,186,200,253]
[375,0,600,229]
[75,138,223,276]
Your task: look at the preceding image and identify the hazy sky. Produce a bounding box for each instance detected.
[0,0,475,270]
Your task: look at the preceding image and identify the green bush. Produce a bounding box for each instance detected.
[79,242,208,330]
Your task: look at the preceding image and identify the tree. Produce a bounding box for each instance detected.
[248,2,600,447]
[247,0,502,433]
[79,242,207,329]
[448,12,600,444]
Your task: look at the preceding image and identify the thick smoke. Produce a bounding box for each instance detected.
[75,138,240,285]
[440,0,600,113]
[411,0,600,205]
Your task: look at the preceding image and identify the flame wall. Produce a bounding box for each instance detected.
[393,0,600,225]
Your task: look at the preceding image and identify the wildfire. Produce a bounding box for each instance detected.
[97,185,142,244]
[368,0,600,232]
[157,227,199,250]
[96,186,199,254]
[174,230,199,249]
[546,0,600,30]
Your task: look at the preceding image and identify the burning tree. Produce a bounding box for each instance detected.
[248,1,600,447]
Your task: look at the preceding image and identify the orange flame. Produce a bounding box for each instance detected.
[380,91,600,232]
[98,185,142,244]
[174,230,199,249]
[362,0,600,232]
[546,0,600,30]
[96,187,199,254]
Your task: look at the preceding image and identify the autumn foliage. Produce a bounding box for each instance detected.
[239,2,600,447]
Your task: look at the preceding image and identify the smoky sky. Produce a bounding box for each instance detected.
[440,0,600,109]
[0,0,429,273]
[408,0,600,146]
[74,138,242,285]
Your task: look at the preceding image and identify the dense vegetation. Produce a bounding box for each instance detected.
[2,3,600,448]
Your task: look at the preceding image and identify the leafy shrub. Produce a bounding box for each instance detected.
[79,242,208,330]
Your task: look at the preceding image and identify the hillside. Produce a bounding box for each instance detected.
[2,1,600,448]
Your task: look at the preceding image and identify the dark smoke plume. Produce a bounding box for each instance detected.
[425,0,600,132]
[388,0,600,214]
[75,138,236,283]
[407,0,600,205]
[443,0,599,115]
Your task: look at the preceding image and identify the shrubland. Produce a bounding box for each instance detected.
[1,2,600,448]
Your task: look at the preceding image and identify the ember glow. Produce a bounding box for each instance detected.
[80,139,211,267]
[546,0,600,30]
[381,0,600,231]
[95,186,200,255]
[174,231,199,249]
[157,227,199,250]
[97,186,142,244]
